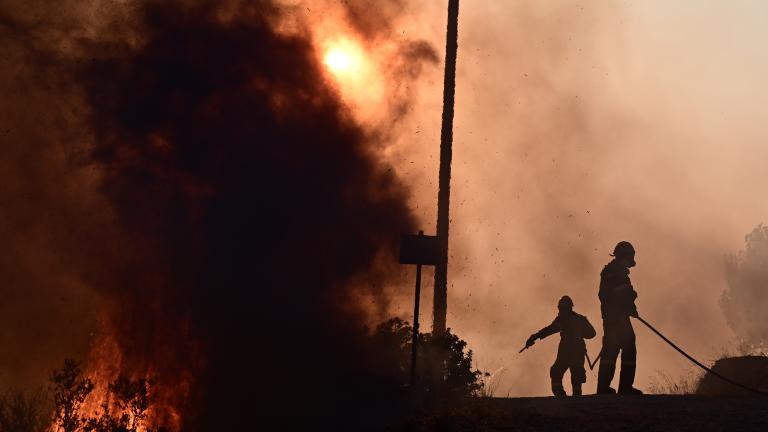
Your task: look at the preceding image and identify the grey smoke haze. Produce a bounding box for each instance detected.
[386,0,768,396]
[0,0,113,389]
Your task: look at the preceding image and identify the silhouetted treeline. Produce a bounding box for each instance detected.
[722,224,768,352]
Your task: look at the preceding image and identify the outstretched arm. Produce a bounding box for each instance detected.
[527,317,560,346]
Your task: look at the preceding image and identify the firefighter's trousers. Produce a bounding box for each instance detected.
[550,342,586,396]
[597,317,636,391]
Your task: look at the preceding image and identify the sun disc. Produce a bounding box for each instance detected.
[324,48,352,73]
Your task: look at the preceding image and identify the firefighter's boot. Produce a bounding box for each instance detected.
[596,361,616,395]
[618,360,642,394]
[551,380,566,397]
[572,383,582,396]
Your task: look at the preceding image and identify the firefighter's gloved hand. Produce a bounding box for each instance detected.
[526,335,537,348]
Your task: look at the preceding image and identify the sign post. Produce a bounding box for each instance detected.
[399,230,438,387]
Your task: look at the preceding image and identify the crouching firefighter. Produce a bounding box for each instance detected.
[524,296,596,396]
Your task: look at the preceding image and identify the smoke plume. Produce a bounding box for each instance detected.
[1,0,438,428]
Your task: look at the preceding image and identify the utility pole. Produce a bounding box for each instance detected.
[433,0,460,337]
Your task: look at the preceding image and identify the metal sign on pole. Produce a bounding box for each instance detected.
[399,231,438,387]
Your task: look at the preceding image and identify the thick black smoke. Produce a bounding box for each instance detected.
[73,1,422,428]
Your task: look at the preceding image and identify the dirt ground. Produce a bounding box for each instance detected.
[403,395,768,432]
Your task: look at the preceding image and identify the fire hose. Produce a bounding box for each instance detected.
[585,316,768,396]
[521,315,768,396]
[633,315,768,397]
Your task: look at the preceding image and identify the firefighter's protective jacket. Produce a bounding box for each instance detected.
[599,259,638,320]
[533,311,596,353]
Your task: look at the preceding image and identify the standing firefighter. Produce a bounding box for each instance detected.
[597,241,643,395]
[524,296,596,396]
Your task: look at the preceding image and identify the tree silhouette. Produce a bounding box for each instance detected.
[83,376,167,432]
[0,388,49,432]
[721,224,768,352]
[370,318,486,401]
[49,360,167,432]
[50,360,94,432]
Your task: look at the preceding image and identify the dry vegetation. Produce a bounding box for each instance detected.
[0,359,169,432]
[647,369,704,395]
[0,389,49,432]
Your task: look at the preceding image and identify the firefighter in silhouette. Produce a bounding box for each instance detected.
[525,296,596,396]
[597,241,643,395]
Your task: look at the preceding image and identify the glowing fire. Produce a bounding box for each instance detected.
[72,323,186,431]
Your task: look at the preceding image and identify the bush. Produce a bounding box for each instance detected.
[370,318,486,402]
[50,359,94,432]
[0,388,50,432]
[49,360,167,432]
[647,369,702,395]
[84,376,167,432]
